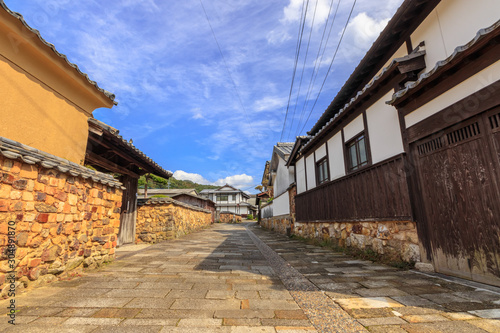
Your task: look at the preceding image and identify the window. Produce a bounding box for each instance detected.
[217,195,228,201]
[346,133,369,171]
[232,194,236,201]
[316,157,329,185]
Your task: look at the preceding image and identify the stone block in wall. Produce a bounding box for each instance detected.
[0,152,124,297]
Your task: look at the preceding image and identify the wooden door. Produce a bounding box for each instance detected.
[411,110,500,286]
[118,175,138,245]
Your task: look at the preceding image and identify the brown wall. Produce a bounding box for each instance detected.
[0,155,123,296]
[136,200,212,243]
[0,11,114,164]
[219,213,242,223]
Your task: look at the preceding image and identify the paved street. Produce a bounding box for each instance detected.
[1,222,500,332]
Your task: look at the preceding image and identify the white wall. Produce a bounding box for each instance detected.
[273,191,290,216]
[315,143,327,161]
[366,91,405,164]
[296,157,306,194]
[343,114,364,141]
[274,157,290,197]
[405,61,500,127]
[305,154,316,190]
[261,203,273,218]
[411,0,499,74]
[327,132,345,181]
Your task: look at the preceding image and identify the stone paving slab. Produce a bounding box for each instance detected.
[2,222,500,333]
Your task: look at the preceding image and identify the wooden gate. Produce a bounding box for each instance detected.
[118,175,138,245]
[411,108,500,286]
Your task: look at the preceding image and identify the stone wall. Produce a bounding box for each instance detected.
[293,221,420,263]
[0,154,123,297]
[136,198,212,243]
[219,212,242,223]
[260,215,294,235]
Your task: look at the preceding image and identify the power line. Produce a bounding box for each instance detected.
[300,0,357,134]
[286,0,320,141]
[295,0,340,137]
[199,0,252,127]
[280,0,310,142]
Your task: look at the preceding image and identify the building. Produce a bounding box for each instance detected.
[199,184,254,217]
[285,0,500,286]
[260,143,295,219]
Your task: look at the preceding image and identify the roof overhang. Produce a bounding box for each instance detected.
[85,118,172,179]
[0,1,117,109]
[308,0,440,136]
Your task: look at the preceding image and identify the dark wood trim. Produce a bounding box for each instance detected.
[88,134,152,173]
[405,37,413,54]
[315,156,329,186]
[341,129,348,175]
[397,35,500,114]
[85,151,140,179]
[325,140,331,184]
[362,111,373,167]
[406,80,500,143]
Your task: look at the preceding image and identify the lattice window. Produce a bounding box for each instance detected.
[446,122,480,145]
[417,136,444,156]
[489,112,500,130]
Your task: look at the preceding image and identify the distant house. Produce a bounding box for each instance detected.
[260,143,295,220]
[285,0,500,286]
[199,184,255,217]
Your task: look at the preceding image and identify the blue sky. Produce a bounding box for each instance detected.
[5,0,403,192]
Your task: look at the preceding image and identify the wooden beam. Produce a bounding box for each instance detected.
[85,151,140,179]
[88,134,154,173]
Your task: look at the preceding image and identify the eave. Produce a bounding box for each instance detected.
[308,0,440,136]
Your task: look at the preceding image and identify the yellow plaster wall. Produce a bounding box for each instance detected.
[0,12,113,164]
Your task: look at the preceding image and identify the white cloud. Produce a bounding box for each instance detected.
[173,170,254,190]
[214,174,254,189]
[173,170,212,185]
[253,96,287,112]
[337,12,390,62]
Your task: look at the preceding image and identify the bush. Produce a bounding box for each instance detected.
[247,214,254,220]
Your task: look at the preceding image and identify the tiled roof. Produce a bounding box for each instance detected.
[89,118,172,179]
[297,51,426,155]
[275,142,294,158]
[137,197,211,213]
[0,1,117,105]
[138,189,197,195]
[388,19,500,105]
[0,137,124,189]
[308,0,440,136]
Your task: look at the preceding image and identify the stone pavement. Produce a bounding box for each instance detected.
[0,222,498,332]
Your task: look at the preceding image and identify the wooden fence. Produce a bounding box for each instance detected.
[296,154,412,222]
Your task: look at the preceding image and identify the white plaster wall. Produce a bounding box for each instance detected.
[411,0,499,74]
[296,157,306,194]
[343,114,364,141]
[327,132,346,181]
[305,154,316,190]
[273,191,290,216]
[366,91,405,164]
[261,203,273,218]
[274,157,291,197]
[315,143,327,161]
[376,44,408,77]
[405,61,500,128]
